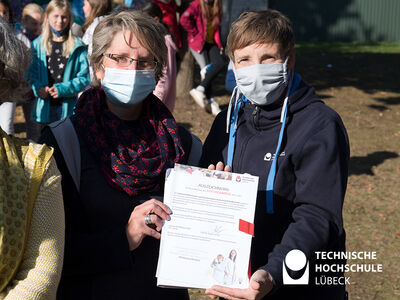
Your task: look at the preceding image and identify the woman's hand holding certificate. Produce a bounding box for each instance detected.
[156,164,259,289]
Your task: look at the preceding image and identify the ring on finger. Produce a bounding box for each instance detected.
[144,214,152,225]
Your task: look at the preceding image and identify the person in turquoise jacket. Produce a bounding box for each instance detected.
[28,0,89,141]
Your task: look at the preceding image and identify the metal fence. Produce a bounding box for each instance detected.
[269,0,400,42]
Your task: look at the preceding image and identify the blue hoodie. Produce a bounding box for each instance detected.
[28,36,90,123]
[200,80,350,299]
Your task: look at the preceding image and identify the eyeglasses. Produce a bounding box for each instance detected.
[103,53,157,70]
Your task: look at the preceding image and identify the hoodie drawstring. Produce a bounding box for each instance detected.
[265,72,301,213]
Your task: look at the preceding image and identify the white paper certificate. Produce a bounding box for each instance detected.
[156,164,259,289]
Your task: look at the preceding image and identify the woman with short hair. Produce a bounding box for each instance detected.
[39,10,194,299]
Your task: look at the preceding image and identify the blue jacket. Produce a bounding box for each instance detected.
[200,80,349,299]
[28,36,90,123]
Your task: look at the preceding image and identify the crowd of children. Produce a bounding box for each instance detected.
[1,3,351,299]
[0,0,229,140]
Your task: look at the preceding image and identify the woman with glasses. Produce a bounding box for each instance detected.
[38,10,194,300]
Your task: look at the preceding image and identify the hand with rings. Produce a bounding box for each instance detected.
[125,199,172,251]
[144,214,152,225]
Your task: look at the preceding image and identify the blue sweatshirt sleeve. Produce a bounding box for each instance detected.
[261,119,349,288]
[27,40,46,98]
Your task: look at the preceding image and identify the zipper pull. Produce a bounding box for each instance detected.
[252,106,259,127]
[252,106,259,116]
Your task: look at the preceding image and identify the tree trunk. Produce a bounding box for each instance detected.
[176,0,194,98]
[176,49,194,98]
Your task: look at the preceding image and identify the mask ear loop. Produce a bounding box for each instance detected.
[282,57,290,83]
[226,63,243,132]
[280,68,293,123]
[226,85,240,133]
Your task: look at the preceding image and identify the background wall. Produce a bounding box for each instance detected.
[269,0,400,42]
[221,0,269,44]
[221,0,400,43]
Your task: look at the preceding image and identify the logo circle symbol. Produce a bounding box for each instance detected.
[285,249,307,271]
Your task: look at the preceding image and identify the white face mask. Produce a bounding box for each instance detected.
[101,67,156,106]
[234,58,289,106]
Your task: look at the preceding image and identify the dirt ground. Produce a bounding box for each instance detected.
[172,51,400,299]
[13,50,400,299]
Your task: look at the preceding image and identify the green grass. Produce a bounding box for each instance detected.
[296,41,400,54]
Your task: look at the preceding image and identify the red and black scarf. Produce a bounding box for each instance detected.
[74,88,185,196]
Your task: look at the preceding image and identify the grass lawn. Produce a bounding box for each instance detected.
[296,41,400,54]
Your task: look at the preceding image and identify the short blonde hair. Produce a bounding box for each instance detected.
[41,0,76,56]
[0,18,31,102]
[22,3,44,21]
[226,10,294,61]
[90,10,167,86]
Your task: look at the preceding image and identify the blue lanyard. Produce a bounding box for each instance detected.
[265,100,289,213]
[226,73,301,214]
[227,95,248,168]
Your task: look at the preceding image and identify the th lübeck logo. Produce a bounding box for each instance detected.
[282,249,309,285]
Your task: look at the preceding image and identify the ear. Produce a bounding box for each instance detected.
[287,48,296,70]
[94,65,105,82]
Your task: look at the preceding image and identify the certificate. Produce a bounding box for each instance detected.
[156,164,259,289]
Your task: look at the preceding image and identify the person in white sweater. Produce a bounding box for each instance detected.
[0,17,65,300]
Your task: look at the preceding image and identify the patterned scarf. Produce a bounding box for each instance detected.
[74,88,185,196]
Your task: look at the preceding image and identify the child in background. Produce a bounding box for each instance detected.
[180,0,224,116]
[20,3,44,41]
[28,0,89,141]
[82,0,112,80]
[20,3,45,140]
[153,0,182,48]
[0,0,30,135]
[224,60,236,93]
[142,2,178,112]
